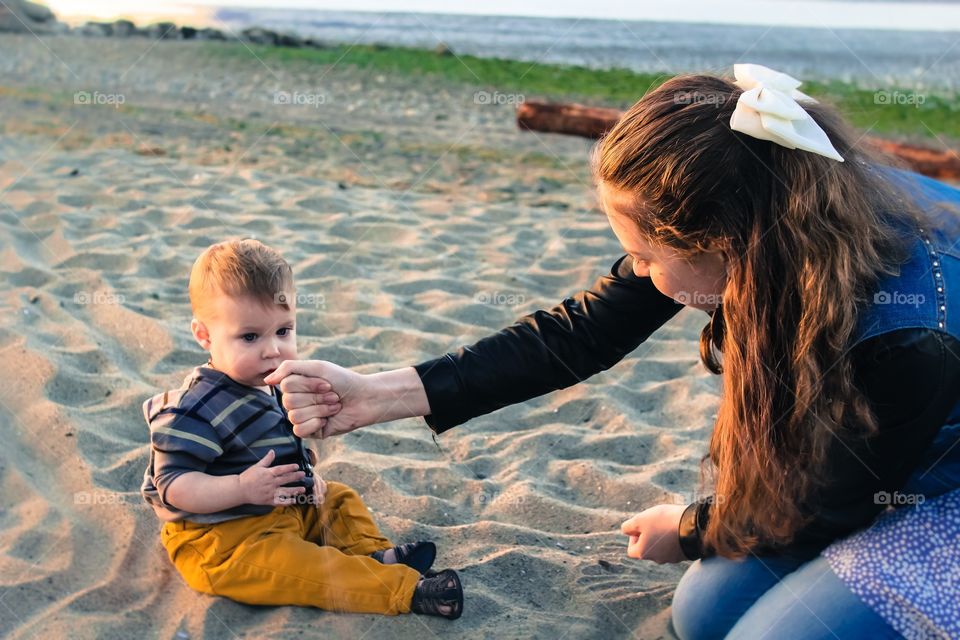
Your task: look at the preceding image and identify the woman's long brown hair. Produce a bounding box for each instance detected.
[593,74,923,557]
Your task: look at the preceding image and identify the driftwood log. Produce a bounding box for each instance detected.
[516,101,960,181]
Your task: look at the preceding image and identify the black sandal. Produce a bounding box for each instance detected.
[411,568,463,620]
[370,541,437,574]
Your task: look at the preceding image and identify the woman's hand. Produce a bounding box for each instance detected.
[620,503,688,564]
[264,361,430,438]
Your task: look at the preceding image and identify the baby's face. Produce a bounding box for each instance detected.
[195,293,298,388]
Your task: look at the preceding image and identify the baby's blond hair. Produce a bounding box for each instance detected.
[189,239,295,320]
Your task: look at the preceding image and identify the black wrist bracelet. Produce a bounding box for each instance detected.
[678,501,704,561]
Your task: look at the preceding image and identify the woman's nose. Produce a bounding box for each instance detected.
[633,261,650,278]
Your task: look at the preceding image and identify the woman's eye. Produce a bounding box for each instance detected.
[242,333,258,342]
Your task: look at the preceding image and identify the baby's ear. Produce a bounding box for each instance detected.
[191,318,211,350]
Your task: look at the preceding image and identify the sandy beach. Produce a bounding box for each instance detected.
[0,33,725,638]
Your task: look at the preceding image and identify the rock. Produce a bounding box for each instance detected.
[112,19,136,37]
[434,41,454,56]
[242,27,278,46]
[18,0,53,22]
[275,32,302,48]
[80,21,112,37]
[0,0,62,33]
[196,27,227,41]
[240,27,302,47]
[147,21,179,39]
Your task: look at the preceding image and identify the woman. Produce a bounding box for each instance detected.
[265,64,960,638]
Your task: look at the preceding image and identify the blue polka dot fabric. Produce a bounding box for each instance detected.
[822,488,960,639]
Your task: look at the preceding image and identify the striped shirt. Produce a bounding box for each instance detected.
[140,365,314,523]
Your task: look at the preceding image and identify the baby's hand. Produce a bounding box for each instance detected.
[238,449,306,506]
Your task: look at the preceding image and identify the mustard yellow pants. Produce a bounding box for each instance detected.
[160,481,421,614]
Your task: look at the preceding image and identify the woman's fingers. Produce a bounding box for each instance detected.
[282,390,340,411]
[291,417,327,439]
[264,361,333,386]
[288,403,341,425]
[627,534,644,559]
[276,373,332,395]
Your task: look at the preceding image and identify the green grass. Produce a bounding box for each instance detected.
[202,41,668,105]
[201,42,960,143]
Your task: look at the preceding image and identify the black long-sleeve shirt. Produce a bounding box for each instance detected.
[414,254,960,558]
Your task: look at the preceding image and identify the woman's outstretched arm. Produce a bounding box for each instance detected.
[267,254,684,437]
[415,254,683,432]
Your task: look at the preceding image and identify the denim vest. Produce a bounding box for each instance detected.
[851,168,960,492]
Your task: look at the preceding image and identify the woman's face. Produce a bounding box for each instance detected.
[599,183,728,311]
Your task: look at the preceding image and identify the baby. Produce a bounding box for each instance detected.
[140,238,462,618]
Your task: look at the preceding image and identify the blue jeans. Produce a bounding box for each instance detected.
[672,422,960,640]
[672,552,900,639]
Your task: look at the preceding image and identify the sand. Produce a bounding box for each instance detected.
[0,34,721,639]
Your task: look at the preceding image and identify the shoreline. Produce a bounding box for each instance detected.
[5,32,956,145]
[2,3,958,144]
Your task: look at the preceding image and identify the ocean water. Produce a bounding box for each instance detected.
[212,8,960,90]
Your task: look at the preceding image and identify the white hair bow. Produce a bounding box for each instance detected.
[729,63,844,162]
